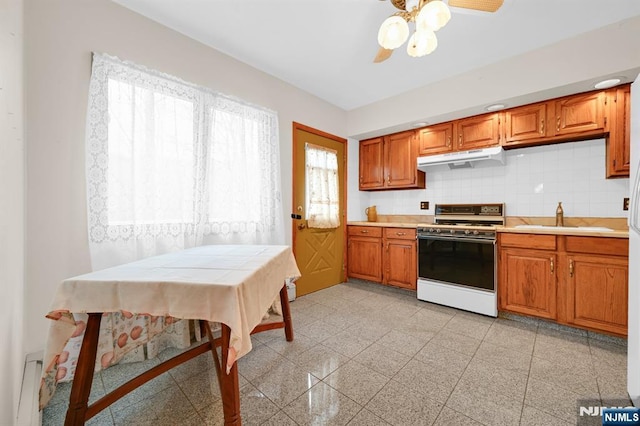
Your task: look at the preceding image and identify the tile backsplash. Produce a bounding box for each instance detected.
[365,139,629,219]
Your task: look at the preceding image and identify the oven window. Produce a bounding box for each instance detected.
[418,238,495,291]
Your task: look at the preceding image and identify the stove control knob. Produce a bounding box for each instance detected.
[449,229,455,234]
[436,229,441,233]
[473,230,480,235]
[429,228,435,233]
[465,229,471,235]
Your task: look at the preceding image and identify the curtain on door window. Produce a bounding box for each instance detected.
[305,143,340,228]
[85,53,284,270]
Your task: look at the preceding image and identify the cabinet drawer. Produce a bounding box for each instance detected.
[348,226,382,238]
[500,233,556,250]
[383,228,416,240]
[565,236,628,256]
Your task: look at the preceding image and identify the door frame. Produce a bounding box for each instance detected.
[292,122,348,284]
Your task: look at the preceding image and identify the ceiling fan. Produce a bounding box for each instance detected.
[374,0,504,63]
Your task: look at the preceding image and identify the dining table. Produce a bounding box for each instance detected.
[38,244,301,425]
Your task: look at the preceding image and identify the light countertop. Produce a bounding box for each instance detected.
[347,221,629,238]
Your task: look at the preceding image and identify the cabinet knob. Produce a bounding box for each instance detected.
[360,229,369,234]
[556,116,561,132]
[396,232,406,236]
[540,119,544,135]
[550,257,554,274]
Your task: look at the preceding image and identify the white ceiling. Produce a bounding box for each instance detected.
[113,0,640,111]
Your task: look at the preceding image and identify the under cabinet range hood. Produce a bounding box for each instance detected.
[417,146,505,170]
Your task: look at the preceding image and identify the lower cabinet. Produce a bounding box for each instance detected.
[500,247,557,320]
[383,228,417,290]
[347,225,416,290]
[347,226,382,282]
[498,233,628,336]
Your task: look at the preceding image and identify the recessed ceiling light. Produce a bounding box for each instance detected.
[485,103,506,112]
[411,122,428,127]
[594,78,621,89]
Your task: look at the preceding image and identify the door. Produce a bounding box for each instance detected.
[293,123,347,296]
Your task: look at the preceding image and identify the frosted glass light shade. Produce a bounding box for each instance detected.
[407,29,438,57]
[416,0,451,32]
[378,16,410,49]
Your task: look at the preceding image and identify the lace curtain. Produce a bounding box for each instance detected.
[85,53,284,270]
[305,143,340,228]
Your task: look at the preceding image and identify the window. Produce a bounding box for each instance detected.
[86,53,283,269]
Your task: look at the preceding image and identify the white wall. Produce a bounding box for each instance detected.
[24,0,346,354]
[0,0,25,422]
[353,139,629,221]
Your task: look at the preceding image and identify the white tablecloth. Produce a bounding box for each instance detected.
[39,245,300,409]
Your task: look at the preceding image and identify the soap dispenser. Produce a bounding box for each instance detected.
[555,202,564,227]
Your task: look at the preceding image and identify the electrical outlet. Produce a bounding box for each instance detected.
[623,197,630,211]
[420,201,429,210]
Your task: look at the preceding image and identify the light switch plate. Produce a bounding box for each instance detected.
[623,197,630,211]
[420,201,429,210]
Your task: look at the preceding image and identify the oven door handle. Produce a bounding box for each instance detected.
[417,235,496,244]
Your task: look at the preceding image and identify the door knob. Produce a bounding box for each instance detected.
[297,222,307,230]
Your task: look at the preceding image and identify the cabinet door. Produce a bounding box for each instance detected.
[384,130,424,188]
[347,236,382,282]
[607,84,631,177]
[383,228,417,290]
[503,103,547,145]
[456,113,500,150]
[499,248,557,319]
[417,123,453,155]
[552,91,605,136]
[359,137,384,189]
[565,254,628,336]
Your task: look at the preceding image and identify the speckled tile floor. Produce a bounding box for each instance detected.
[42,280,629,425]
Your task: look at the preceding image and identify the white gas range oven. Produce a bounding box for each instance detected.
[416,203,504,317]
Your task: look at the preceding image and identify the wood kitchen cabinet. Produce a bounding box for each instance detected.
[503,103,547,146]
[498,232,628,336]
[347,226,382,282]
[359,137,384,189]
[499,233,557,319]
[359,130,425,191]
[607,84,631,178]
[563,236,628,336]
[550,91,606,137]
[383,228,416,290]
[417,123,453,156]
[455,112,501,150]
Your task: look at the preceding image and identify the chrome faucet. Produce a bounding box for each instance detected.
[555,202,564,227]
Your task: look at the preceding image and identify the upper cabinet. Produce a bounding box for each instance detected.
[360,85,631,183]
[417,123,453,156]
[607,84,631,178]
[359,137,384,189]
[503,103,547,144]
[359,130,425,191]
[551,91,606,136]
[503,90,607,148]
[455,113,501,150]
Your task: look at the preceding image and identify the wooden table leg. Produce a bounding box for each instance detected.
[65,313,102,426]
[220,324,241,425]
[279,284,294,342]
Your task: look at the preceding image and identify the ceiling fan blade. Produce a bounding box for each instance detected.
[448,0,503,12]
[374,47,394,63]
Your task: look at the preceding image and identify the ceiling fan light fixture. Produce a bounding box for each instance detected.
[407,29,438,57]
[416,0,451,32]
[378,15,410,49]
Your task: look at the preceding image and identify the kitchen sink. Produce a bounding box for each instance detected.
[514,225,614,232]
